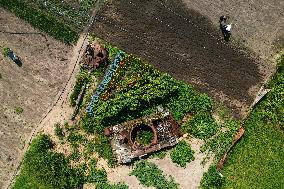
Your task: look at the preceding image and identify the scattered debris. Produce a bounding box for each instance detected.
[104,108,183,164]
[81,43,108,71]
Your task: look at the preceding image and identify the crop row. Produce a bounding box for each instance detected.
[0,0,79,44]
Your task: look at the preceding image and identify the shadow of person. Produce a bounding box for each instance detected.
[14,59,22,67]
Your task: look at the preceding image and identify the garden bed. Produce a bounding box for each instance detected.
[91,0,274,119]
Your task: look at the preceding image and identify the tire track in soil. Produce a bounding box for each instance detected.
[92,0,267,118]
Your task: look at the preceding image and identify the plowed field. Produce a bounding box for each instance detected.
[92,0,276,118]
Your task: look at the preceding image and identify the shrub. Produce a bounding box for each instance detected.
[166,81,213,120]
[130,161,179,189]
[2,47,10,56]
[94,135,115,166]
[13,134,84,189]
[15,107,23,114]
[200,165,224,189]
[181,112,220,139]
[136,130,154,145]
[70,70,89,106]
[54,123,64,140]
[170,140,195,167]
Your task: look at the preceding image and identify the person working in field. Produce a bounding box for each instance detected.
[219,16,232,41]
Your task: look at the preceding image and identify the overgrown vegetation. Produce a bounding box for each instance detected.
[13,134,84,189]
[54,123,65,140]
[130,161,179,189]
[15,106,23,114]
[136,129,154,145]
[200,165,224,189]
[221,54,284,188]
[170,140,195,167]
[0,0,95,44]
[13,134,128,189]
[70,69,89,106]
[182,112,219,139]
[2,47,10,57]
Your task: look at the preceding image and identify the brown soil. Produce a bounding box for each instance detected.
[0,7,72,189]
[91,0,276,118]
[181,0,284,60]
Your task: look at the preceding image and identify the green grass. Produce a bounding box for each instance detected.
[222,54,284,189]
[130,160,179,189]
[0,0,79,44]
[13,134,84,189]
[15,107,23,114]
[13,134,128,189]
[170,140,195,167]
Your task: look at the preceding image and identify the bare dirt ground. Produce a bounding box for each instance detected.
[181,0,284,60]
[0,7,72,189]
[91,0,276,118]
[95,137,213,189]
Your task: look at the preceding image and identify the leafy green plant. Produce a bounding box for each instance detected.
[170,140,195,167]
[200,165,224,189]
[13,134,84,189]
[70,69,89,106]
[182,112,220,139]
[0,0,79,44]
[67,131,86,148]
[150,150,167,159]
[54,123,65,140]
[2,47,10,57]
[93,135,115,166]
[15,106,23,114]
[136,130,154,145]
[130,161,179,189]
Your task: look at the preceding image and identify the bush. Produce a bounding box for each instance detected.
[13,134,84,189]
[170,140,195,167]
[2,47,10,56]
[70,70,89,106]
[54,123,64,140]
[200,165,224,189]
[15,107,23,114]
[182,112,220,139]
[166,81,213,120]
[130,161,179,189]
[136,130,154,145]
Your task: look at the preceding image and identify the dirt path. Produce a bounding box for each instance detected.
[92,0,276,118]
[5,1,105,188]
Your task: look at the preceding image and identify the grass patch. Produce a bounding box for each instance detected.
[13,134,84,189]
[130,160,179,189]
[200,165,224,189]
[13,134,128,189]
[221,54,284,188]
[15,106,23,114]
[170,140,195,167]
[0,0,79,44]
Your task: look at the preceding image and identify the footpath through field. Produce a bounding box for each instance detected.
[92,0,273,118]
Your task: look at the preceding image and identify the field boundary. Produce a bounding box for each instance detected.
[5,0,106,188]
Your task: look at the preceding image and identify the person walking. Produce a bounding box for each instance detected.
[219,16,232,41]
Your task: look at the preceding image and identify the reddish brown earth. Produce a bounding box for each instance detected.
[92,0,276,118]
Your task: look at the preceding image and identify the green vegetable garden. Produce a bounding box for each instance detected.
[0,0,97,44]
[1,0,283,187]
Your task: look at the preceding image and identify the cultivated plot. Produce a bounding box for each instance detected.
[92,0,275,118]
